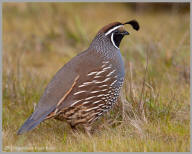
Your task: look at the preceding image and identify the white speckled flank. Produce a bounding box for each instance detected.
[82,101,90,105]
[94,76,101,79]
[85,96,96,101]
[78,84,87,88]
[69,60,124,127]
[70,99,83,106]
[110,80,117,86]
[73,91,86,95]
[85,106,99,112]
[92,100,102,104]
[82,81,95,85]
[90,91,100,94]
[103,66,112,71]
[99,85,108,88]
[97,94,105,97]
[102,61,109,64]
[106,70,116,77]
[96,70,106,76]
[87,71,98,76]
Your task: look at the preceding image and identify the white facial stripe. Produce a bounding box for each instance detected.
[111,33,119,49]
[105,25,123,36]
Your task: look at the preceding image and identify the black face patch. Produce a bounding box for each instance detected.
[113,33,124,48]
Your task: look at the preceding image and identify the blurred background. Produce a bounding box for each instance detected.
[2,3,190,152]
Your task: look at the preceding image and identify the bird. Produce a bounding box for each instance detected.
[17,20,140,136]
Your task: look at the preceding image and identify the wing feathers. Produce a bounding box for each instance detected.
[17,106,55,135]
[56,75,79,107]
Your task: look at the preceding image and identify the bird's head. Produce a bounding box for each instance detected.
[90,20,139,51]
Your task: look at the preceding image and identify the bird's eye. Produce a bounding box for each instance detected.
[113,30,119,34]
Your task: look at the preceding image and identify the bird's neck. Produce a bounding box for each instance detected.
[88,33,119,59]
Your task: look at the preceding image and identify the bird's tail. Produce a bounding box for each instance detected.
[17,115,45,135]
[17,106,55,135]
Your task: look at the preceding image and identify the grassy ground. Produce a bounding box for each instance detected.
[2,3,190,152]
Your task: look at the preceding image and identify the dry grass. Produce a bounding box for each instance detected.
[2,3,190,152]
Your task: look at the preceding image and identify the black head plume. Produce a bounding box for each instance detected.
[124,20,140,31]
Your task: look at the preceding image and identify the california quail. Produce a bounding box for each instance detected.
[17,20,139,136]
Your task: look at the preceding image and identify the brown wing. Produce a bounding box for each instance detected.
[50,52,122,124]
[17,50,93,134]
